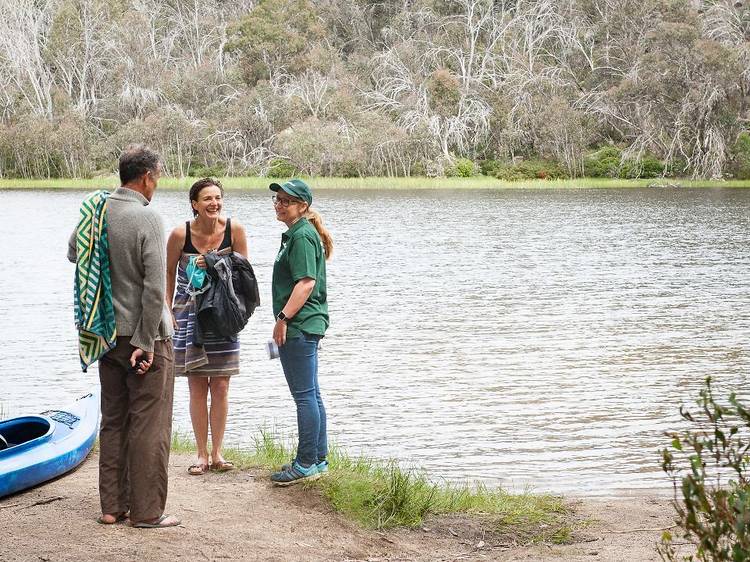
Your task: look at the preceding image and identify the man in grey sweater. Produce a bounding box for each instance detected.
[68,145,179,528]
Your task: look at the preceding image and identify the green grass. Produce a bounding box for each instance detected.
[1,175,749,190]
[170,432,200,454]
[173,429,571,542]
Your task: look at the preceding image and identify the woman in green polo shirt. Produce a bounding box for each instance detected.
[269,179,333,486]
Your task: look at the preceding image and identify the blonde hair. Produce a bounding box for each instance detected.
[305,208,333,260]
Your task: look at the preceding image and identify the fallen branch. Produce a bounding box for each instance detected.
[22,496,66,509]
[607,524,677,534]
[0,502,22,509]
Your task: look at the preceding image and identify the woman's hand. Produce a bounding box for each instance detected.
[195,254,207,269]
[273,319,287,347]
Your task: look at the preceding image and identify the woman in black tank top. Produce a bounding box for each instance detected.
[165,178,249,476]
[182,217,233,254]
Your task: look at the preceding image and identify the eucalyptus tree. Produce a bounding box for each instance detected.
[700,1,750,134]
[0,0,56,118]
[205,87,279,175]
[226,0,326,86]
[362,1,499,168]
[637,17,744,178]
[45,0,116,114]
[496,0,576,166]
[0,0,747,179]
[575,0,746,177]
[274,116,361,175]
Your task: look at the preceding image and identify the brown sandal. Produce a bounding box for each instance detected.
[187,463,208,476]
[131,514,181,528]
[209,460,235,472]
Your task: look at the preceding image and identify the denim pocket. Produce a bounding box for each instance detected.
[280,335,304,349]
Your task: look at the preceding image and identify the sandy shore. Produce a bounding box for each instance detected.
[0,452,680,561]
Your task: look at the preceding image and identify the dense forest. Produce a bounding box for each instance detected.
[1,0,749,180]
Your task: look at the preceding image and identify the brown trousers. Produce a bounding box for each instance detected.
[97,337,175,522]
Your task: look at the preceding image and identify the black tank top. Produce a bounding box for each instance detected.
[183,218,232,254]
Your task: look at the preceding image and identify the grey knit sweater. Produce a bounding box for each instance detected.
[68,187,173,352]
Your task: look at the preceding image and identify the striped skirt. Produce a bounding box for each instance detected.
[172,253,240,377]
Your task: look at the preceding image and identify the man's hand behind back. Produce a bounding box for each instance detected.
[129,348,154,375]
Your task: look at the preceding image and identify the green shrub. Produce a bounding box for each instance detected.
[584,147,665,179]
[524,160,567,180]
[333,160,361,178]
[267,158,297,178]
[584,146,622,178]
[728,132,750,180]
[410,161,427,176]
[189,164,226,178]
[479,159,501,176]
[636,155,665,178]
[445,157,476,177]
[659,377,750,561]
[494,159,568,181]
[664,158,689,178]
[494,165,533,181]
[620,154,664,179]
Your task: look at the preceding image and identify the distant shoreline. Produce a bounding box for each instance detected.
[2,176,750,190]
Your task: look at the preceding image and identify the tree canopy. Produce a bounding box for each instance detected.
[0,0,748,179]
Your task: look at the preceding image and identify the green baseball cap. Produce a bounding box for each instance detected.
[269,178,312,205]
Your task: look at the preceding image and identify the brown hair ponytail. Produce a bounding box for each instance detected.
[305,208,333,260]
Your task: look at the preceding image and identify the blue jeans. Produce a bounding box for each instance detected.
[279,333,327,467]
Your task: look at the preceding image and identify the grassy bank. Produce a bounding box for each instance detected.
[172,431,571,543]
[2,175,750,190]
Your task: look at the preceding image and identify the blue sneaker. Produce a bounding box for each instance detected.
[281,459,329,474]
[271,461,320,486]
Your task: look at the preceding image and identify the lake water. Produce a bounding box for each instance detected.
[2,186,749,496]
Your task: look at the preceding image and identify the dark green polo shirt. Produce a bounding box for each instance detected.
[272,218,329,337]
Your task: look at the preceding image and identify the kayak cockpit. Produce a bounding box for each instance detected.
[0,416,53,453]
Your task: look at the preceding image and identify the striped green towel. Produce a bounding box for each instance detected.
[74,190,116,371]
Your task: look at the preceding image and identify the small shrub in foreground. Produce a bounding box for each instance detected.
[659,377,750,561]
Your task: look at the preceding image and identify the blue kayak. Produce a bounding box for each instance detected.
[0,392,99,498]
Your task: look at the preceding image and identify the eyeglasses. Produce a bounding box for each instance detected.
[272,195,302,207]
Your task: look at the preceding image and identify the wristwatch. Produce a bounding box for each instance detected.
[276,311,289,322]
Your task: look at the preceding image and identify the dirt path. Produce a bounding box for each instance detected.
[1,453,680,561]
